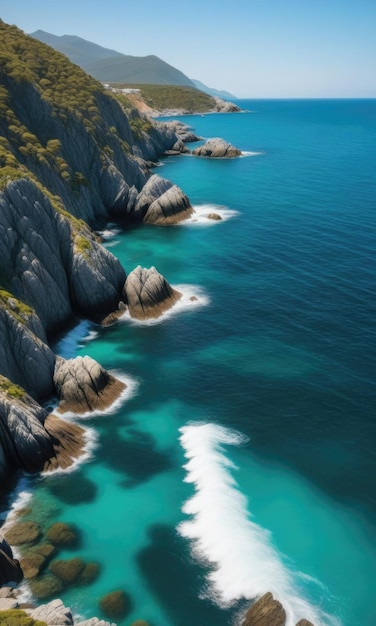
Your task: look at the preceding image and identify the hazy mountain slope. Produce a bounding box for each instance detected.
[31,30,195,86]
[191,78,237,100]
[31,29,123,67]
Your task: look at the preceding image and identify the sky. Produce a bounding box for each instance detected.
[1,0,376,98]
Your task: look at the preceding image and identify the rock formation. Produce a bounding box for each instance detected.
[241,592,286,626]
[123,266,182,320]
[132,174,194,224]
[192,137,242,158]
[0,534,23,586]
[54,356,125,414]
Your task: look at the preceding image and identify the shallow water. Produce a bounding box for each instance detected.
[6,99,376,625]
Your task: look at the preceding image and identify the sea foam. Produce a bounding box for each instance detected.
[183,204,240,226]
[178,422,340,626]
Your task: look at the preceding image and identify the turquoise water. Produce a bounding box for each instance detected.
[13,100,376,625]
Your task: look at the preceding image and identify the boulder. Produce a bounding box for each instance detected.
[45,522,79,548]
[54,355,126,414]
[192,137,242,158]
[3,521,41,547]
[296,621,315,626]
[99,590,132,620]
[133,174,194,224]
[43,414,87,471]
[26,598,74,625]
[242,592,286,626]
[28,573,64,600]
[207,213,222,221]
[123,266,182,320]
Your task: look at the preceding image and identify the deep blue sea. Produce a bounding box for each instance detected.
[8,99,376,626]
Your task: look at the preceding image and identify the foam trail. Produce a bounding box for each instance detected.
[181,204,240,226]
[178,422,340,626]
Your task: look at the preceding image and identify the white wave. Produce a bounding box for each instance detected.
[56,372,139,420]
[178,422,340,626]
[120,284,210,326]
[180,204,240,226]
[240,150,264,157]
[0,476,33,527]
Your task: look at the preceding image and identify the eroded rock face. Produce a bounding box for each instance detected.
[133,174,194,224]
[242,592,286,626]
[296,620,315,626]
[0,534,24,586]
[54,355,126,414]
[123,266,182,320]
[192,137,242,158]
[0,379,55,475]
[26,598,74,625]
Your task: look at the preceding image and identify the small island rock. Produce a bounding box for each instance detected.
[242,592,286,626]
[123,266,182,320]
[192,137,242,158]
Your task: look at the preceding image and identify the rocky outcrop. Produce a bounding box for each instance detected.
[214,97,241,113]
[54,356,125,414]
[241,592,286,626]
[192,138,242,158]
[124,266,182,320]
[132,174,194,224]
[0,534,23,586]
[295,621,315,626]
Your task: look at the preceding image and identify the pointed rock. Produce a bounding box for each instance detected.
[54,355,125,414]
[123,266,182,320]
[242,592,286,626]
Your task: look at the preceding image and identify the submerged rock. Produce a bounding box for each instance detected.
[99,590,132,620]
[192,137,242,158]
[242,592,286,626]
[54,355,126,414]
[45,522,79,547]
[124,266,182,320]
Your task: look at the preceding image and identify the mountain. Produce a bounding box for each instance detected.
[191,78,237,100]
[31,30,196,87]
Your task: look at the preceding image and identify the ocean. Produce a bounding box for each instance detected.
[4,99,376,626]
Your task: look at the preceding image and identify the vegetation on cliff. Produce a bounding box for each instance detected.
[110,83,217,114]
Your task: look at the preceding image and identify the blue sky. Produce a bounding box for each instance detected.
[1,0,376,98]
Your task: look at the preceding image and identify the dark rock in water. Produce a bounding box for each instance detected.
[207,212,222,221]
[3,521,41,547]
[130,621,150,626]
[242,592,286,626]
[48,557,100,587]
[28,573,64,600]
[45,522,79,547]
[124,266,182,320]
[99,590,132,620]
[54,355,126,414]
[133,174,194,224]
[20,543,55,579]
[192,137,242,158]
[296,620,316,626]
[0,534,24,586]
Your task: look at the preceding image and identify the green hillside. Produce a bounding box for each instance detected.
[31,30,195,87]
[113,83,215,113]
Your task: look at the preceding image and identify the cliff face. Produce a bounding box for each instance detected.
[0,21,192,481]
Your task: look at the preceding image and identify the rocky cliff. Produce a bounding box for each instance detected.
[0,20,194,481]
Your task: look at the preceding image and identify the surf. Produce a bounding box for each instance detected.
[178,422,339,626]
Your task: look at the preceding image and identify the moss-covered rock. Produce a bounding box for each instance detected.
[77,561,100,585]
[45,522,78,547]
[3,521,41,546]
[130,621,150,626]
[99,589,132,620]
[28,573,63,600]
[49,557,85,584]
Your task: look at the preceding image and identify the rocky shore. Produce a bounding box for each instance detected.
[0,20,315,626]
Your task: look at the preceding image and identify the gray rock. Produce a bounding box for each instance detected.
[27,598,74,625]
[133,175,193,223]
[54,356,125,414]
[0,597,19,609]
[124,266,182,320]
[0,534,23,587]
[0,380,56,475]
[192,137,242,158]
[144,185,193,225]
